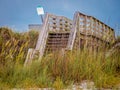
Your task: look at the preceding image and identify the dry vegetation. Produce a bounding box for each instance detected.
[0,27,120,89]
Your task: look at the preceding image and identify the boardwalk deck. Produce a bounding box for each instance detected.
[24,11,115,66]
[67,12,115,51]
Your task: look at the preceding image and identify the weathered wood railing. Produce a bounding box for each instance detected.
[67,11,115,50]
[24,11,115,66]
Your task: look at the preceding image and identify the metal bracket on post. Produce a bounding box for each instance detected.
[41,15,44,23]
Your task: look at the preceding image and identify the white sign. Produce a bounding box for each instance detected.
[37,6,44,15]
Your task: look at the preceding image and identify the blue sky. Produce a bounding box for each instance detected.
[0,0,120,35]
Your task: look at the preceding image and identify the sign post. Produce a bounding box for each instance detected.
[37,6,44,23]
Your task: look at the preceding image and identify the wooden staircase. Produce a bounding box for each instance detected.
[24,11,116,66]
[24,13,72,66]
[45,32,70,54]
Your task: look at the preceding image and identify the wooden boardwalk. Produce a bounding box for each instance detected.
[24,11,115,66]
[67,11,115,51]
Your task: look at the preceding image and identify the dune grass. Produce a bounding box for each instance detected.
[0,48,120,89]
[0,27,120,89]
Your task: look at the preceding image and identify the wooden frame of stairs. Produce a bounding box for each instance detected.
[67,11,115,51]
[24,11,115,66]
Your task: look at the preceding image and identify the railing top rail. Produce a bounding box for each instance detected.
[77,11,114,31]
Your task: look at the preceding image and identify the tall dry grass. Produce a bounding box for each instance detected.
[1,48,120,89]
[0,27,120,89]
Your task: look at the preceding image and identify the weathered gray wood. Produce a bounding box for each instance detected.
[35,13,72,59]
[67,11,115,50]
[67,11,80,50]
[24,48,35,66]
[25,11,115,66]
